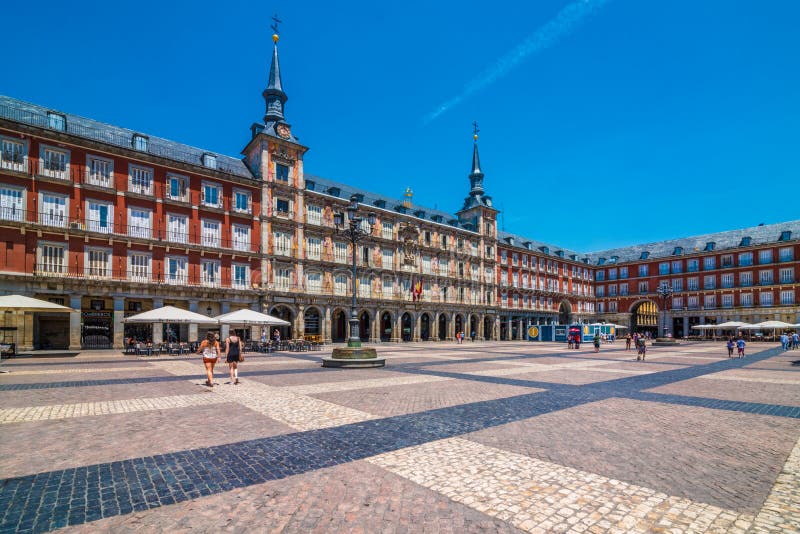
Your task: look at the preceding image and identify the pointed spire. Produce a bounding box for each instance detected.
[468,122,484,196]
[263,14,287,123]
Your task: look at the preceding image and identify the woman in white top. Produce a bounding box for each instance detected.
[197,331,221,387]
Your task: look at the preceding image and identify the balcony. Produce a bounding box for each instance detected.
[0,209,260,254]
[84,170,114,190]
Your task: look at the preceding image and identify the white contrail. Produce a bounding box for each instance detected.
[423,0,610,124]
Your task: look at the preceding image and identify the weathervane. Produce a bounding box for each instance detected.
[271,13,282,42]
[472,121,480,141]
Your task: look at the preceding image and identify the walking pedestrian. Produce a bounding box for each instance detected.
[471,330,476,342]
[197,331,221,387]
[593,333,601,353]
[736,337,746,358]
[780,333,789,351]
[225,329,243,385]
[792,332,799,350]
[726,337,734,358]
[625,334,632,351]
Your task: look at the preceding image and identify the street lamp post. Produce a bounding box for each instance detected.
[656,282,674,338]
[333,194,376,348]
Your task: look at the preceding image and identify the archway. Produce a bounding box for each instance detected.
[631,300,658,337]
[469,315,477,339]
[380,312,393,341]
[359,311,370,342]
[270,305,293,340]
[438,314,447,340]
[304,307,321,339]
[558,301,572,325]
[401,312,412,342]
[483,316,493,340]
[332,309,347,342]
[420,313,430,341]
[454,314,464,338]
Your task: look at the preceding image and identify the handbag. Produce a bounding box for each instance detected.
[238,340,245,362]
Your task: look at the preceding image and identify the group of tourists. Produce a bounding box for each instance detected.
[724,337,747,358]
[779,332,799,351]
[197,330,245,387]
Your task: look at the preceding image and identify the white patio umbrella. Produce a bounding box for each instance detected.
[690,324,716,330]
[0,295,74,372]
[716,321,751,329]
[0,294,74,312]
[214,309,290,326]
[122,306,218,324]
[739,320,793,330]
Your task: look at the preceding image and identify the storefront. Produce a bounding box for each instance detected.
[81,310,113,349]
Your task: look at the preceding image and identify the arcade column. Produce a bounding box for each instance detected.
[112,296,125,349]
[69,294,82,351]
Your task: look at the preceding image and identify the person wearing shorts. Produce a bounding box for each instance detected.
[225,329,243,385]
[197,331,221,387]
[736,337,745,358]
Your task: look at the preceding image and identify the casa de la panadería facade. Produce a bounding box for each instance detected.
[0,31,798,351]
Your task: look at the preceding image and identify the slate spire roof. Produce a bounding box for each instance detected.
[460,131,494,212]
[263,38,287,123]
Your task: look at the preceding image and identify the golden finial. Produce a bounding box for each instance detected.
[403,187,413,208]
[271,14,282,43]
[472,121,480,141]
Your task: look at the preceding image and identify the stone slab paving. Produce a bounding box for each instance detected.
[368,437,755,534]
[0,341,798,533]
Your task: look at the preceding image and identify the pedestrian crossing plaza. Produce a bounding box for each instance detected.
[1,340,799,533]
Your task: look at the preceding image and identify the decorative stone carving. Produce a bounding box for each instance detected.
[398,224,420,266]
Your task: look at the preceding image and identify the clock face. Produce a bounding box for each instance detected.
[276,124,291,139]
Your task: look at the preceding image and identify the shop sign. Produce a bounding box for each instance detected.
[82,311,112,319]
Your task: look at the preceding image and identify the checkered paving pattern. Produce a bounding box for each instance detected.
[0,341,798,533]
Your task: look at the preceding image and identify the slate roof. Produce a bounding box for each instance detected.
[585,220,800,265]
[304,174,472,231]
[497,230,586,262]
[0,95,254,179]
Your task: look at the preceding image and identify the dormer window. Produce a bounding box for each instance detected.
[640,251,650,260]
[448,219,458,226]
[779,230,792,241]
[569,254,577,261]
[523,241,532,250]
[202,153,217,169]
[353,193,364,203]
[47,112,66,131]
[539,246,549,254]
[373,199,386,208]
[305,180,316,191]
[673,247,683,255]
[705,242,715,251]
[431,214,443,223]
[556,250,564,258]
[739,236,751,247]
[598,257,606,265]
[414,209,426,218]
[395,205,407,214]
[327,186,340,197]
[132,134,148,151]
[505,237,514,245]
[610,256,619,263]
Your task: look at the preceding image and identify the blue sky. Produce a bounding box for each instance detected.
[3,0,798,252]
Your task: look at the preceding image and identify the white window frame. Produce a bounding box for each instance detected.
[780,290,795,305]
[778,247,794,262]
[39,145,70,180]
[128,251,151,282]
[740,293,753,307]
[381,221,394,239]
[232,223,251,252]
[1,136,27,172]
[306,270,323,293]
[333,241,348,263]
[274,231,292,256]
[306,204,322,225]
[201,219,222,248]
[305,236,321,260]
[200,259,221,287]
[166,213,188,243]
[166,173,188,202]
[165,256,188,285]
[274,266,291,290]
[85,247,112,279]
[232,263,250,289]
[86,199,114,234]
[128,164,153,195]
[201,181,222,208]
[232,189,251,213]
[128,207,152,239]
[779,267,794,284]
[37,240,67,275]
[0,185,25,221]
[759,249,773,265]
[759,291,773,307]
[86,154,113,188]
[39,191,68,227]
[334,273,348,296]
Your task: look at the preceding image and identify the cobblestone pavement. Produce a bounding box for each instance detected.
[1,341,799,533]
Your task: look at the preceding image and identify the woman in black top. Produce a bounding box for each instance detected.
[225,329,243,385]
